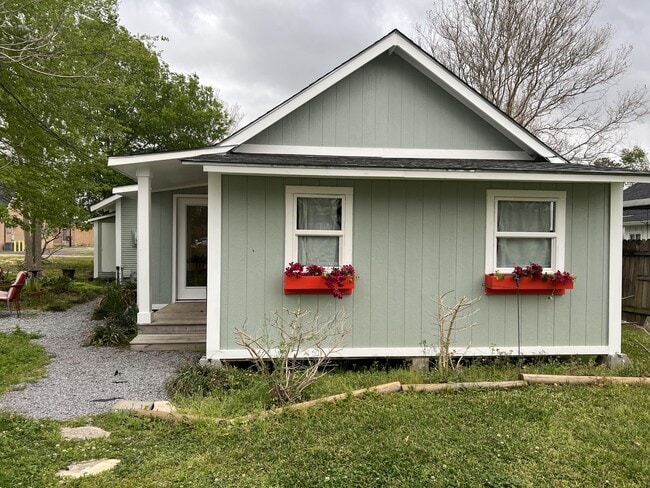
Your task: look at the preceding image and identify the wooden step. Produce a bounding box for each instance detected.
[130,333,206,352]
[137,323,206,335]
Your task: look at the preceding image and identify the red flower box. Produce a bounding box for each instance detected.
[484,274,573,295]
[284,275,355,295]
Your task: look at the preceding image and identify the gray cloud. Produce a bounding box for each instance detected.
[119,0,648,148]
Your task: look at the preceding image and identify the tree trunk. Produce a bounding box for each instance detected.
[23,220,43,270]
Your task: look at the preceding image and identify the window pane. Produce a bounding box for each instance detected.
[186,205,208,287]
[298,236,339,267]
[497,201,554,232]
[297,198,341,230]
[497,238,552,268]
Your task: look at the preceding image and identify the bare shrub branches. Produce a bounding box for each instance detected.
[234,307,350,405]
[432,292,480,371]
[415,0,649,162]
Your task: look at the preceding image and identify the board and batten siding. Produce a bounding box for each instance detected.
[119,187,208,305]
[219,176,610,353]
[150,186,208,305]
[120,199,137,280]
[248,52,520,152]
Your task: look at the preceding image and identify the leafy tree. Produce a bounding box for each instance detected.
[0,0,233,268]
[416,0,649,162]
[620,146,649,171]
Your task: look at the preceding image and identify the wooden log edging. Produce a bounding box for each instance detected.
[229,381,403,424]
[130,375,650,424]
[402,380,527,392]
[520,373,650,385]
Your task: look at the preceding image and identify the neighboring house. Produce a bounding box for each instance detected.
[94,30,650,362]
[2,220,93,252]
[623,183,650,240]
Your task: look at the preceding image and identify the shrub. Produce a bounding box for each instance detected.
[92,281,136,320]
[234,307,350,405]
[41,275,71,294]
[166,361,252,397]
[89,316,137,347]
[89,281,137,346]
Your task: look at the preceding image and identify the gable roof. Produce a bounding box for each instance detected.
[624,183,650,202]
[218,29,561,162]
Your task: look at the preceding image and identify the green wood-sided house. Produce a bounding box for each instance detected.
[93,30,649,361]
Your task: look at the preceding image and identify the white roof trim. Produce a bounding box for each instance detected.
[200,163,650,184]
[112,185,137,195]
[87,213,116,223]
[235,144,533,161]
[219,30,560,161]
[90,194,121,212]
[108,145,235,167]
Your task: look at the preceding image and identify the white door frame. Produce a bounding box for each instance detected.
[173,195,208,301]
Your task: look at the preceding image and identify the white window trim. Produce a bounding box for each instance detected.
[285,186,353,267]
[485,190,566,274]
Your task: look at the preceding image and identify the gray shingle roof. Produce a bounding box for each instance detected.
[624,183,650,201]
[184,152,649,176]
[624,207,650,223]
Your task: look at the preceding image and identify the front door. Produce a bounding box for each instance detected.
[176,197,208,300]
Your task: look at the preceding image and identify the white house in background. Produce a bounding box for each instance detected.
[92,29,650,362]
[623,183,650,240]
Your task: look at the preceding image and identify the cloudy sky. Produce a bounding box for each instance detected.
[118,0,649,151]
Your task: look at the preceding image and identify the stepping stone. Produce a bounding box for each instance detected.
[61,426,111,441]
[56,458,121,479]
[152,400,176,413]
[112,399,153,411]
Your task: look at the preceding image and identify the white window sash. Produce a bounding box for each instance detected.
[486,190,566,273]
[285,186,353,267]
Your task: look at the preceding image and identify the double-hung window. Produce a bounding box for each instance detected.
[285,186,353,267]
[486,190,566,272]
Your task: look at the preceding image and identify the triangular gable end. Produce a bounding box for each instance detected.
[221,30,562,163]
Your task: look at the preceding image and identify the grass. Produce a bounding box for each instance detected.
[0,254,105,311]
[0,253,94,279]
[1,327,650,486]
[0,329,51,395]
[1,385,649,486]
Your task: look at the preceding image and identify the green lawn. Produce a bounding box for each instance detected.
[0,329,50,395]
[1,326,650,486]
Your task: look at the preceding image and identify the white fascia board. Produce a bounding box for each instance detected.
[87,213,116,223]
[205,345,609,361]
[90,195,121,212]
[235,144,533,161]
[623,220,650,225]
[200,163,650,184]
[623,197,650,207]
[112,185,137,195]
[108,145,234,167]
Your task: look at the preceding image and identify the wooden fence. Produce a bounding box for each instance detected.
[622,239,650,324]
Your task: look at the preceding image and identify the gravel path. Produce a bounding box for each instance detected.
[0,301,199,419]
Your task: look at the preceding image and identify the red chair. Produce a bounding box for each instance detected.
[0,271,29,317]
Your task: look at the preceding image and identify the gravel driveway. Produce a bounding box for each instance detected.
[0,300,198,419]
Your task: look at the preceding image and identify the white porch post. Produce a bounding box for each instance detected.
[206,172,222,359]
[136,167,153,324]
[608,182,623,355]
[115,198,122,281]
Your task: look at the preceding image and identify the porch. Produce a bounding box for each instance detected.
[130,302,207,352]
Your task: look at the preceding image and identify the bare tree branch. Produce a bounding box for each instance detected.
[415,0,649,162]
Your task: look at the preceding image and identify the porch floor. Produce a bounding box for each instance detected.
[130,302,207,352]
